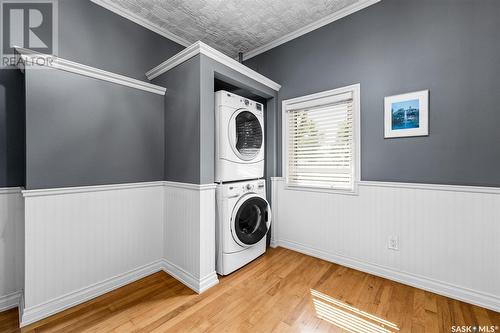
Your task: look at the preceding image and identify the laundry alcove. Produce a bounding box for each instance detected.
[13,43,281,326]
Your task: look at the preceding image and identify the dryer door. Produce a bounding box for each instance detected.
[231,194,271,247]
[228,109,263,161]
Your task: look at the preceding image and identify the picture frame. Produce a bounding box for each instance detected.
[384,90,429,138]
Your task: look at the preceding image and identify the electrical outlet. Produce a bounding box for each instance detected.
[388,236,399,251]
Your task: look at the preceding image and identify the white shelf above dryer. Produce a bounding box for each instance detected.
[145,41,281,92]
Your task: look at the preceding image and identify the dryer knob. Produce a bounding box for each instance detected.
[246,184,253,190]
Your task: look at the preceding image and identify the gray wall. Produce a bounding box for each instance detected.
[0,70,25,187]
[153,54,277,184]
[157,55,202,184]
[58,1,183,81]
[25,68,164,190]
[0,0,183,187]
[245,0,500,187]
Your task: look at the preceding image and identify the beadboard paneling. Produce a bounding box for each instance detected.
[22,183,164,315]
[271,178,500,312]
[0,188,24,311]
[163,182,218,293]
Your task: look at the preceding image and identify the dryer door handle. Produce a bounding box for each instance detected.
[228,116,237,151]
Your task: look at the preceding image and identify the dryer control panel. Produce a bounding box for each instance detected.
[216,90,263,115]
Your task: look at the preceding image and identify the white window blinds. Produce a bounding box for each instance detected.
[285,91,355,190]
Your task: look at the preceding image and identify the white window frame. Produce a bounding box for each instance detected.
[282,84,361,195]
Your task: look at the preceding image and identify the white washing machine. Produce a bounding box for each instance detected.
[216,179,271,275]
[215,91,265,183]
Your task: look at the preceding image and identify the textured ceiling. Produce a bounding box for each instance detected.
[107,0,361,58]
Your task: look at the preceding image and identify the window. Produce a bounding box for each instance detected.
[283,84,360,192]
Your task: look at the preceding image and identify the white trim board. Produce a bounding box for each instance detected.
[20,260,164,327]
[242,0,381,61]
[161,259,219,294]
[145,41,281,91]
[0,187,22,195]
[163,181,217,191]
[275,239,500,313]
[0,291,22,312]
[18,259,218,327]
[15,47,167,95]
[273,177,500,195]
[90,0,191,47]
[22,181,216,197]
[22,181,165,197]
[359,180,500,195]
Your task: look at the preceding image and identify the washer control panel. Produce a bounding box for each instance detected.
[227,180,265,197]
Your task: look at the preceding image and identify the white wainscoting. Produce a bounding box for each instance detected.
[271,178,500,312]
[163,182,219,293]
[0,188,24,311]
[21,182,165,326]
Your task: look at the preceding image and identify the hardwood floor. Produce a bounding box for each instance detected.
[1,247,499,332]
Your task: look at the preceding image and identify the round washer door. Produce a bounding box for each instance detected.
[228,109,263,161]
[231,194,271,247]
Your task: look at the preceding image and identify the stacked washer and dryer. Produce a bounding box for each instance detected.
[214,90,272,275]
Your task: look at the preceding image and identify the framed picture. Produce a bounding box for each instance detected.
[384,90,429,138]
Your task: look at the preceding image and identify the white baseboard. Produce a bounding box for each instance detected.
[13,258,218,327]
[161,259,218,294]
[198,272,220,293]
[276,239,500,313]
[0,291,22,312]
[20,260,164,327]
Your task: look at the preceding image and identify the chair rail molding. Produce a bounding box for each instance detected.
[15,47,167,95]
[22,181,165,197]
[145,41,281,91]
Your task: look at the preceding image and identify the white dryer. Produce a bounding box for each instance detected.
[216,180,271,275]
[215,91,265,183]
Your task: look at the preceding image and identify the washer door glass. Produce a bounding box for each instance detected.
[233,196,269,245]
[233,111,263,160]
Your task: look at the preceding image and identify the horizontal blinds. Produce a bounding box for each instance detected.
[287,97,354,190]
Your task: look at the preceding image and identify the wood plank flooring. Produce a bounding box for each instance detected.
[1,247,499,332]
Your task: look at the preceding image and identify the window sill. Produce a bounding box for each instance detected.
[283,184,359,196]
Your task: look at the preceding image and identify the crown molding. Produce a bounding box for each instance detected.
[242,0,381,61]
[90,0,191,47]
[146,41,281,91]
[15,47,166,95]
[91,0,380,64]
